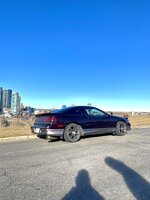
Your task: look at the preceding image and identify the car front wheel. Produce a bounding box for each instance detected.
[64,123,82,142]
[115,121,127,136]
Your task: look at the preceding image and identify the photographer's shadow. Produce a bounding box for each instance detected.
[62,169,104,200]
[105,157,150,200]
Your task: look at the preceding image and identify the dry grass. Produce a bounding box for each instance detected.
[0,115,150,138]
[129,115,150,127]
[0,126,32,138]
[0,116,35,138]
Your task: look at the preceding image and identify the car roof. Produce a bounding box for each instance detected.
[51,106,95,114]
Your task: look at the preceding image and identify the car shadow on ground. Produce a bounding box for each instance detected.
[61,169,104,200]
[37,135,47,140]
[37,133,113,143]
[105,157,150,200]
[37,135,62,143]
[82,133,113,140]
[48,138,62,143]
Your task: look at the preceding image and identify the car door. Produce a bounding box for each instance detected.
[83,107,115,134]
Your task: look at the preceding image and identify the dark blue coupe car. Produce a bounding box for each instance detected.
[31,106,131,142]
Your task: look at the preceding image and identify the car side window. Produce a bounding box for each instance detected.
[85,108,105,117]
[64,108,82,115]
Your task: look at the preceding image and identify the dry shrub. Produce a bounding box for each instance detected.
[0,117,10,127]
[0,116,35,138]
[11,116,35,127]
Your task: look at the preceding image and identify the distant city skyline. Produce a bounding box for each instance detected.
[0,86,21,114]
[0,85,150,112]
[0,1,150,112]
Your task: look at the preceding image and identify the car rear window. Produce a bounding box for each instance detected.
[64,108,82,115]
[51,107,82,115]
[51,108,69,113]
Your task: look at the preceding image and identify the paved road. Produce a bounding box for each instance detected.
[0,128,150,200]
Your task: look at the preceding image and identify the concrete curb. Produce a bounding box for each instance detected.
[0,135,37,142]
[133,125,150,129]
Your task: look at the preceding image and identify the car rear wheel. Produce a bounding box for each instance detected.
[64,123,82,142]
[115,121,127,136]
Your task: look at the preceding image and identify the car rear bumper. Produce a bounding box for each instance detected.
[31,127,64,137]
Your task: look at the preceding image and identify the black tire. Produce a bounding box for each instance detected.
[115,121,127,136]
[64,123,82,142]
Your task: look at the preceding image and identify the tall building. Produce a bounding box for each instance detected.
[3,89,12,109]
[11,92,21,115]
[0,87,3,114]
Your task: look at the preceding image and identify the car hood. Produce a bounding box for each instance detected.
[110,115,129,122]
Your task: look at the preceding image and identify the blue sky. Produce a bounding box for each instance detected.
[0,0,150,111]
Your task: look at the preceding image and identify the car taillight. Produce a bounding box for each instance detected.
[49,116,57,123]
[37,115,57,123]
